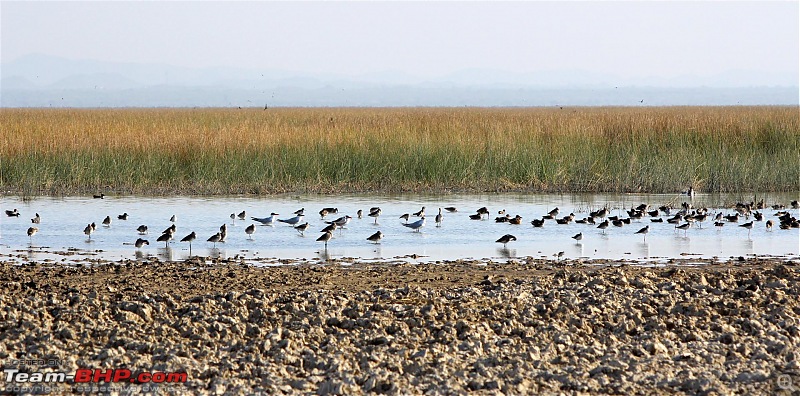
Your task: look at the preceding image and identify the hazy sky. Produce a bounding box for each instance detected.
[1,1,798,81]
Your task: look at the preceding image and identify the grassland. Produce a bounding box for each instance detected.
[1,107,797,195]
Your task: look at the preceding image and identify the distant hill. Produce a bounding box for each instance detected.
[1,54,797,107]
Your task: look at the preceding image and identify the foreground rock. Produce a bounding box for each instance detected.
[1,260,798,394]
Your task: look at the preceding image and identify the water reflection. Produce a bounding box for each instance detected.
[1,193,798,264]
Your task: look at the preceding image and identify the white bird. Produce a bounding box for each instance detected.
[403,217,426,232]
[278,214,304,226]
[252,213,279,225]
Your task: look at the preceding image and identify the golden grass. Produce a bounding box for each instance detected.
[1,107,798,195]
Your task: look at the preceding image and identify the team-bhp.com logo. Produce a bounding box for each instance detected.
[4,367,187,393]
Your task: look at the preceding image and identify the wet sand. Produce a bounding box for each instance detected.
[1,258,799,394]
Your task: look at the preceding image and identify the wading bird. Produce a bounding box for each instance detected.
[367,231,383,244]
[118,213,129,220]
[27,227,38,243]
[295,222,310,235]
[278,214,304,226]
[180,232,197,252]
[317,230,333,248]
[252,213,279,225]
[572,232,583,242]
[31,213,40,224]
[207,232,222,248]
[635,225,649,242]
[245,224,256,240]
[496,234,517,247]
[137,225,149,235]
[403,217,426,232]
[134,238,149,249]
[369,207,382,224]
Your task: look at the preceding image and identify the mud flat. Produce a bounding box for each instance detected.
[1,258,798,394]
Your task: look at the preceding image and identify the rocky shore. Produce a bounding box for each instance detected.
[1,258,798,394]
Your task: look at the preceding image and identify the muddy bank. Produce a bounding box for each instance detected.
[1,259,798,394]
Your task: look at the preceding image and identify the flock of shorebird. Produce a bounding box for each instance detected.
[3,192,798,257]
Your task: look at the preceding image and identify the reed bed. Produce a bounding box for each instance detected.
[1,107,797,195]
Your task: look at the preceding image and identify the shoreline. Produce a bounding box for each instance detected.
[1,258,798,394]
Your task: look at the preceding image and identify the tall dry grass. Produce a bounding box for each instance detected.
[1,107,797,195]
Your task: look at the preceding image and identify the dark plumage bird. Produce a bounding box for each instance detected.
[635,225,649,241]
[597,220,609,234]
[245,224,256,240]
[413,206,426,217]
[83,224,94,240]
[739,221,754,237]
[369,207,382,224]
[531,219,545,227]
[496,234,517,247]
[27,227,38,243]
[469,213,483,220]
[207,232,222,247]
[137,225,149,235]
[102,216,112,227]
[180,231,197,247]
[31,213,41,224]
[5,209,20,217]
[444,207,458,213]
[317,231,333,248]
[93,193,105,199]
[367,231,383,244]
[295,222,310,235]
[572,232,583,241]
[118,213,129,220]
[156,231,173,247]
[676,223,691,236]
[134,238,149,249]
[238,211,247,220]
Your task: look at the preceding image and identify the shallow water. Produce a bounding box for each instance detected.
[1,193,798,265]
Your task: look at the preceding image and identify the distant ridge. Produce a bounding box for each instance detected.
[2,54,797,107]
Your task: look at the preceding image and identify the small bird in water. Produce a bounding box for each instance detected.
[766,220,774,231]
[207,232,222,248]
[93,193,105,199]
[367,231,383,244]
[180,231,197,250]
[496,234,517,247]
[157,229,174,247]
[230,213,237,225]
[413,206,426,217]
[5,209,20,217]
[739,221,754,237]
[635,225,649,241]
[118,213,129,220]
[572,232,583,242]
[31,213,41,224]
[444,207,458,213]
[245,224,256,240]
[369,207,381,224]
[295,222,310,235]
[317,230,333,248]
[27,227,38,243]
[320,209,329,218]
[252,213,279,225]
[676,222,691,236]
[294,208,305,216]
[84,224,94,240]
[137,225,149,235]
[238,211,247,220]
[102,216,112,227]
[400,213,410,224]
[170,214,177,223]
[435,208,443,227]
[355,209,362,219]
[134,238,149,249]
[278,214,304,226]
[597,220,609,234]
[403,217,426,232]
